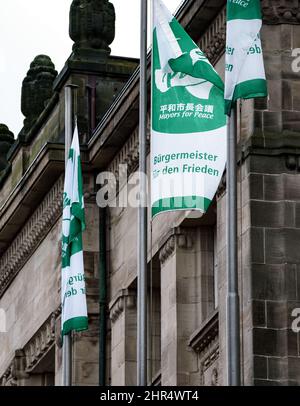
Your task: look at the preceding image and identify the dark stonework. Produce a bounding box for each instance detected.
[0,124,14,172]
[21,55,57,134]
[253,328,287,357]
[262,0,300,24]
[250,155,300,384]
[253,356,268,379]
[69,0,115,59]
[268,357,288,380]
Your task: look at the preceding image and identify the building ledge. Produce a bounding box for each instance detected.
[53,53,139,93]
[0,143,65,255]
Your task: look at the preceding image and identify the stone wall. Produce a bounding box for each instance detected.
[0,219,61,378]
[249,156,300,385]
[248,16,300,386]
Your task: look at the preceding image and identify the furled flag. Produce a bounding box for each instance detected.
[61,125,88,336]
[224,0,268,115]
[151,0,227,217]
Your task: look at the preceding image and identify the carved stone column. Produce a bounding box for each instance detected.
[109,289,137,385]
[159,227,215,386]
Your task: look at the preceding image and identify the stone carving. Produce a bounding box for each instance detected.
[203,349,219,370]
[24,312,57,372]
[204,29,226,65]
[69,0,115,55]
[211,367,219,386]
[0,350,28,386]
[0,124,14,172]
[262,0,300,24]
[159,228,195,265]
[0,176,63,298]
[21,55,57,133]
[109,289,136,323]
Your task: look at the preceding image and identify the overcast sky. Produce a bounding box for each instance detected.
[0,0,183,137]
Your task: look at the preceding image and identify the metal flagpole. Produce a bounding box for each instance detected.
[63,85,73,386]
[226,105,241,386]
[137,0,148,387]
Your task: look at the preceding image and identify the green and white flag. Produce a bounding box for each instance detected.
[61,125,88,336]
[224,0,268,115]
[151,0,227,217]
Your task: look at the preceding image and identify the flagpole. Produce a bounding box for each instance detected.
[137,0,148,387]
[227,105,241,386]
[63,85,73,386]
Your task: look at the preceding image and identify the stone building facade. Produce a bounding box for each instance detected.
[0,0,300,386]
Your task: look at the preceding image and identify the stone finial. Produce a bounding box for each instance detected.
[0,124,14,171]
[21,55,57,132]
[69,0,115,56]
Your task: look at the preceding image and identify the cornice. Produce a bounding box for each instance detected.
[0,350,27,386]
[102,8,226,181]
[188,310,219,355]
[0,176,63,298]
[0,143,64,257]
[24,311,58,372]
[159,235,176,265]
[200,7,226,65]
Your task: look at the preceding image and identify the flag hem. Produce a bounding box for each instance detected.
[62,316,88,336]
[152,196,211,218]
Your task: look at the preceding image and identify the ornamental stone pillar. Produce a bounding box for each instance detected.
[69,0,115,59]
[20,55,57,137]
